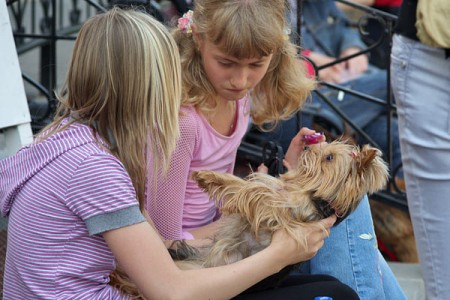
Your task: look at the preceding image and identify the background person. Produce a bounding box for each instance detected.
[391,0,450,299]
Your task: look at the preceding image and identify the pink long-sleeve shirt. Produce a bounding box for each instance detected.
[145,96,250,240]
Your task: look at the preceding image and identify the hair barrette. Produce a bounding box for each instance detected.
[178,10,194,34]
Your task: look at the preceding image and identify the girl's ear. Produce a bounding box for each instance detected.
[191,23,197,33]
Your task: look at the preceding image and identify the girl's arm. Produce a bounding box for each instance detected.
[103,215,336,300]
[146,115,197,240]
[146,111,231,243]
[143,209,215,249]
[188,218,222,240]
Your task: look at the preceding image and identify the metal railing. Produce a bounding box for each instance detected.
[6,0,172,131]
[7,0,104,131]
[311,0,406,209]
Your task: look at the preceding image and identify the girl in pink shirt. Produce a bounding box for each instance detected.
[146,0,315,242]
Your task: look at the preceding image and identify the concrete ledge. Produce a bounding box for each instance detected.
[388,262,426,300]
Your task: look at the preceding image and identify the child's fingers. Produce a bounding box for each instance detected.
[257,163,268,174]
[298,127,316,137]
[319,133,326,143]
[320,214,337,229]
[282,159,292,171]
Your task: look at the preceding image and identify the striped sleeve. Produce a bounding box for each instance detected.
[66,153,143,233]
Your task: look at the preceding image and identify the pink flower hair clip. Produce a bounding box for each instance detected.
[178,10,194,34]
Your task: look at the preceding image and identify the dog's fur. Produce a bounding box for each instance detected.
[110,141,389,298]
[370,199,419,262]
[183,141,389,268]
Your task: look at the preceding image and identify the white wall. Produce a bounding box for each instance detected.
[0,0,33,158]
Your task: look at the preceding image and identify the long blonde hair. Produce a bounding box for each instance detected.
[173,0,316,126]
[40,7,182,209]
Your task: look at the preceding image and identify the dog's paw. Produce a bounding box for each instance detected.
[191,170,216,190]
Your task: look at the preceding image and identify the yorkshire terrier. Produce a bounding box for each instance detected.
[110,141,389,298]
[183,141,389,269]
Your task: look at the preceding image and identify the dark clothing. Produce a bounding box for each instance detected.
[299,0,366,57]
[234,274,359,300]
[363,5,400,69]
[394,0,419,41]
[395,0,449,57]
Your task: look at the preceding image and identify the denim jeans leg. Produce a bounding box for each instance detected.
[298,195,407,300]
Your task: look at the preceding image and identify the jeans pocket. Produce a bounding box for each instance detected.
[390,36,411,129]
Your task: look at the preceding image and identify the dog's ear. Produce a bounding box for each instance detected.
[357,146,378,175]
[359,145,390,193]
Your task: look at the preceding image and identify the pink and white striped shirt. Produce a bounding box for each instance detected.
[0,121,145,299]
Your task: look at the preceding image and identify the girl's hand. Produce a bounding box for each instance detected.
[269,214,337,266]
[257,160,292,173]
[257,163,269,174]
[340,47,368,76]
[284,127,326,169]
[309,52,345,83]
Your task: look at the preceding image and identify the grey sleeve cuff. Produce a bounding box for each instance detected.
[85,206,146,236]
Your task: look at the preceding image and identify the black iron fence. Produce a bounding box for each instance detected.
[6,0,178,131]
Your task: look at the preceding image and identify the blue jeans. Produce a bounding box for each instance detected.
[391,34,450,300]
[297,195,407,300]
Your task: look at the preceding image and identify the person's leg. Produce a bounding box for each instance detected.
[233,274,359,300]
[317,66,388,130]
[391,34,450,300]
[298,195,406,300]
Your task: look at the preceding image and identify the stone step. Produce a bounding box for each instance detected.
[388,262,426,300]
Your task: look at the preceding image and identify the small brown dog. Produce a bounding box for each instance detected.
[110,141,389,297]
[184,141,389,268]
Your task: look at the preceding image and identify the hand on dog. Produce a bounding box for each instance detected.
[284,127,326,170]
[269,214,336,266]
[257,159,292,173]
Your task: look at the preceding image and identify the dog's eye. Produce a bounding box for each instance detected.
[304,146,310,151]
[325,154,334,161]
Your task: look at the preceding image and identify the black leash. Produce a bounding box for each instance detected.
[262,141,287,177]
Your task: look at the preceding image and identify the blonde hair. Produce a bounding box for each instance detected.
[40,7,182,210]
[173,0,316,126]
